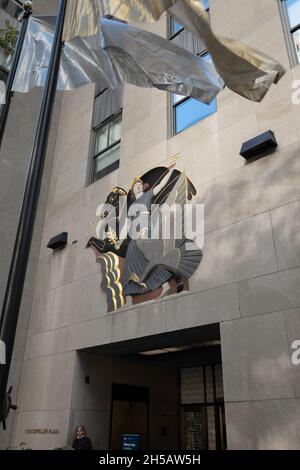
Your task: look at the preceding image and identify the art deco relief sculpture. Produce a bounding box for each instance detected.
[87,165,203,312]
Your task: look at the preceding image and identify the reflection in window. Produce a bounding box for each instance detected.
[174,96,217,134]
[170,18,184,37]
[180,365,227,450]
[203,0,210,11]
[89,84,123,184]
[169,1,216,135]
[172,53,217,134]
[285,0,300,28]
[283,0,300,63]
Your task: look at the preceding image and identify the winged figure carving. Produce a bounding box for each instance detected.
[136,172,202,285]
[87,165,203,311]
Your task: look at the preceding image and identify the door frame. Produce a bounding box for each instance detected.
[109,384,150,450]
[178,364,227,450]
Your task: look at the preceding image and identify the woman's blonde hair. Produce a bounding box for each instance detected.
[74,425,87,439]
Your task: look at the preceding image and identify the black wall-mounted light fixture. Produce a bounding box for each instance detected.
[240,130,278,160]
[47,232,68,250]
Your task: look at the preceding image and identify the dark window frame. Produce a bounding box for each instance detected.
[171,51,217,135]
[91,111,122,183]
[168,2,210,40]
[168,2,216,136]
[168,17,185,40]
[179,364,227,451]
[280,0,300,65]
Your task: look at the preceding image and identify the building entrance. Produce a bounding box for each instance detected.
[77,323,226,450]
[110,384,149,450]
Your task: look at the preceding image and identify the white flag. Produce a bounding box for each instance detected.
[11,16,223,104]
[61,0,285,102]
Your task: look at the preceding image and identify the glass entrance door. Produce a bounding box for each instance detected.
[180,365,227,450]
[181,405,207,450]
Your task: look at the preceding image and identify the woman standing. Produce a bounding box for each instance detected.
[72,425,93,450]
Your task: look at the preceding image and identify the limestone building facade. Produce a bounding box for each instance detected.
[1,0,300,450]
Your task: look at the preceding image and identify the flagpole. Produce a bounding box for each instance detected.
[0,1,32,148]
[0,0,68,431]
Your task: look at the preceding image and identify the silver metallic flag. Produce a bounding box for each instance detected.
[11,16,119,94]
[61,0,285,102]
[99,18,223,103]
[10,16,223,103]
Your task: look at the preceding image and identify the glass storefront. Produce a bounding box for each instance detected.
[180,365,227,450]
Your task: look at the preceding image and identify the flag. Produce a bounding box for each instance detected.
[61,0,285,102]
[11,16,120,94]
[10,16,223,103]
[168,0,285,102]
[99,18,223,103]
[62,0,177,42]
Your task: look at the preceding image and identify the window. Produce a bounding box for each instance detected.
[180,365,227,450]
[93,114,122,182]
[170,18,184,39]
[169,0,209,40]
[202,0,210,12]
[168,1,217,135]
[172,53,217,134]
[90,85,123,183]
[173,93,217,134]
[281,0,300,64]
